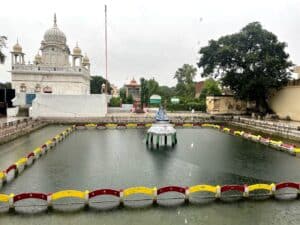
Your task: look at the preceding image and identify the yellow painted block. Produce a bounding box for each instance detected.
[270,140,282,146]
[189,185,217,194]
[0,194,10,202]
[85,123,97,128]
[183,123,193,127]
[126,123,137,128]
[34,147,42,155]
[51,190,86,201]
[16,157,27,167]
[294,148,300,153]
[106,123,117,128]
[248,184,272,192]
[202,123,214,127]
[123,186,156,197]
[234,131,243,136]
[145,123,152,127]
[45,140,53,146]
[223,128,230,132]
[0,172,5,179]
[202,124,220,129]
[251,134,261,139]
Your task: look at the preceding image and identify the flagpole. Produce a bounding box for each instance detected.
[105,4,108,94]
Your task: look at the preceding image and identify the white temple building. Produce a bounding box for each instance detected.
[10,14,91,95]
[8,14,107,118]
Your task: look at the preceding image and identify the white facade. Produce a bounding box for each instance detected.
[30,94,107,118]
[10,14,91,95]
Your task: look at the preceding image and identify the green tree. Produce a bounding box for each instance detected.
[199,78,222,111]
[146,78,159,97]
[140,78,149,108]
[0,82,11,89]
[199,78,222,101]
[0,36,7,64]
[126,94,134,104]
[157,85,176,103]
[90,76,111,94]
[197,22,293,112]
[119,87,127,103]
[109,97,121,107]
[174,64,197,98]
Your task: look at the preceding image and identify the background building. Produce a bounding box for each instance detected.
[125,78,140,101]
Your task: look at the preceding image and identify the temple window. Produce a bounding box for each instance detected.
[35,84,41,93]
[20,83,27,92]
[43,86,52,93]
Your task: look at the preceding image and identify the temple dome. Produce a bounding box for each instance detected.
[43,14,66,44]
[82,54,90,64]
[34,51,42,64]
[73,43,82,56]
[13,41,22,53]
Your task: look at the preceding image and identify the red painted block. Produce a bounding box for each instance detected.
[221,185,245,193]
[157,186,186,195]
[89,189,120,198]
[13,193,48,202]
[276,182,300,190]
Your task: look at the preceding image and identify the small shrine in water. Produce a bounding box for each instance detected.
[146,106,177,148]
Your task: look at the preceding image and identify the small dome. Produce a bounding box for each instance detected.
[13,41,22,53]
[82,53,90,64]
[129,78,138,85]
[43,14,66,44]
[34,51,42,64]
[73,43,82,56]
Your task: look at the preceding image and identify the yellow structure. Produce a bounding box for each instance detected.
[269,83,300,121]
[206,96,247,115]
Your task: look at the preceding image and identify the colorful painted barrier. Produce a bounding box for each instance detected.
[0,126,75,189]
[1,182,300,212]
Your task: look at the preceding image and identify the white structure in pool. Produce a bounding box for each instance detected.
[10,14,90,95]
[146,107,177,148]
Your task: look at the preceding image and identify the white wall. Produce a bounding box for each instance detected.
[269,85,300,121]
[30,94,107,118]
[12,73,90,95]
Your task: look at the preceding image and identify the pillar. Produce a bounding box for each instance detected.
[146,133,149,145]
[165,135,167,146]
[171,134,175,147]
[156,135,159,148]
[150,134,153,145]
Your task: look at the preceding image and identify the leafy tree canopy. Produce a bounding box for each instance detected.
[197,22,293,111]
[0,82,11,89]
[199,78,222,100]
[90,76,111,94]
[174,64,197,98]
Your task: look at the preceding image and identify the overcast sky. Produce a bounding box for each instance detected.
[0,0,299,87]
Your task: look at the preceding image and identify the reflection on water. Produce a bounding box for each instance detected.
[1,128,300,224]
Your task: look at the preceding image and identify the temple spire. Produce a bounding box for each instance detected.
[54,13,57,26]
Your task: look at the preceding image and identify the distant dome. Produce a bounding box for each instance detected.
[34,51,42,64]
[73,43,82,56]
[13,41,22,53]
[43,14,66,44]
[128,78,139,86]
[82,53,90,64]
